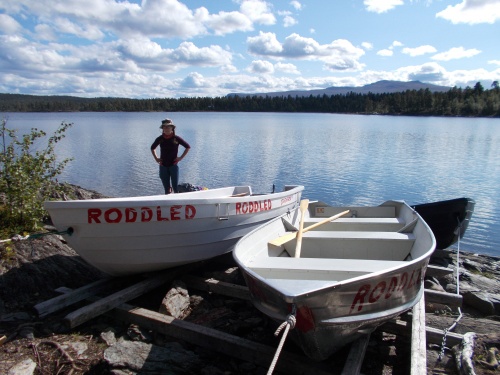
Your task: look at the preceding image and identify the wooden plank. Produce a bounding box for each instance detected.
[181,275,251,300]
[57,287,333,375]
[64,264,197,328]
[34,277,126,318]
[111,304,333,375]
[341,334,370,375]
[426,264,454,278]
[268,210,350,246]
[411,292,427,375]
[379,319,463,347]
[425,289,462,308]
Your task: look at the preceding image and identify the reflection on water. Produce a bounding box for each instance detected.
[5,112,500,257]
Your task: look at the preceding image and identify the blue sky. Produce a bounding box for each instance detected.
[0,0,499,98]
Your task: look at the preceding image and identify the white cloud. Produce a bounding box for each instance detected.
[402,45,437,57]
[247,32,284,55]
[0,35,77,73]
[53,17,104,40]
[0,14,22,34]
[361,42,373,50]
[246,60,300,76]
[390,41,403,49]
[275,62,300,74]
[2,0,277,41]
[364,0,404,13]
[290,1,302,11]
[205,11,253,35]
[180,72,207,88]
[34,24,57,41]
[278,11,297,27]
[168,42,234,67]
[404,62,447,83]
[118,38,163,59]
[432,47,481,61]
[436,0,500,24]
[239,0,276,25]
[247,32,365,72]
[0,0,497,98]
[247,60,275,74]
[377,49,393,57]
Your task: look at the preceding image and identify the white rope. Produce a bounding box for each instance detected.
[267,314,296,375]
[438,218,463,361]
[0,228,73,244]
[0,234,30,244]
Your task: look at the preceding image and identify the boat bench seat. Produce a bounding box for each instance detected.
[284,231,415,261]
[312,206,396,218]
[303,217,406,232]
[248,257,407,274]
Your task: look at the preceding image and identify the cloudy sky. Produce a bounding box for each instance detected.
[1,0,499,98]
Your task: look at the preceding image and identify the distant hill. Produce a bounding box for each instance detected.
[228,80,452,98]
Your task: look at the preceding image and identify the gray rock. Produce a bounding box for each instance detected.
[126,324,153,342]
[159,280,191,319]
[425,278,446,292]
[463,292,495,315]
[104,340,201,374]
[462,258,483,273]
[7,358,36,375]
[101,328,118,346]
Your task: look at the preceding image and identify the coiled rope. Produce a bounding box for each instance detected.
[267,313,296,375]
[438,217,463,361]
[0,228,73,244]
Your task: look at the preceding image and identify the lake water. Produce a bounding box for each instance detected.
[3,112,500,257]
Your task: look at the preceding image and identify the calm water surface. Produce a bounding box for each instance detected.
[4,112,500,257]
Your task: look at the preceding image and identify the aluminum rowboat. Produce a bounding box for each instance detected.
[233,200,435,361]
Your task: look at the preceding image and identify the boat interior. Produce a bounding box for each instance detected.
[247,203,429,285]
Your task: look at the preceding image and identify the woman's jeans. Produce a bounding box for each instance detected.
[159,164,179,194]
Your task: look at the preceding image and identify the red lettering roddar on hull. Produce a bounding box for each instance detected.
[349,267,424,314]
[87,205,196,224]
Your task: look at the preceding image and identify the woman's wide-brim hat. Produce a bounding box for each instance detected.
[160,118,176,129]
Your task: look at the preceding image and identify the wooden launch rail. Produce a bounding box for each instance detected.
[48,286,335,375]
[34,266,464,375]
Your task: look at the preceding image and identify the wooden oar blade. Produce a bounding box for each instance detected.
[294,199,310,258]
[268,209,350,247]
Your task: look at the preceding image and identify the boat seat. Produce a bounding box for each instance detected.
[303,217,405,232]
[312,206,396,218]
[248,257,407,274]
[284,231,415,261]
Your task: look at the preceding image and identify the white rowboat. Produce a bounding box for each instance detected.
[233,199,435,361]
[44,185,303,276]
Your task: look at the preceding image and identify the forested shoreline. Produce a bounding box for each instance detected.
[1,81,499,117]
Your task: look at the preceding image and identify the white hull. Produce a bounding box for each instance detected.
[45,185,303,276]
[233,200,435,360]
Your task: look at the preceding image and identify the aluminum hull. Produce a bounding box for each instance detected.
[44,185,303,276]
[233,200,436,361]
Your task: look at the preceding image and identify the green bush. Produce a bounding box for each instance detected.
[0,118,73,235]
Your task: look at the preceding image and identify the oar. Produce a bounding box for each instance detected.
[294,199,309,258]
[268,209,350,247]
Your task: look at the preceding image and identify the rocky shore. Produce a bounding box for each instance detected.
[1,185,499,375]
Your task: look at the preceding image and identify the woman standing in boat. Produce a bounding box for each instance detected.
[151,118,191,194]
